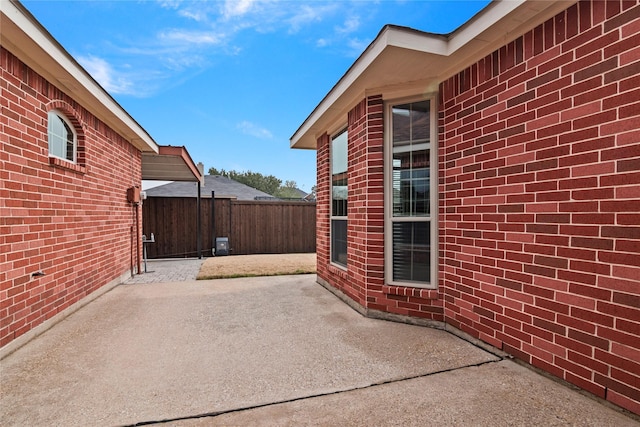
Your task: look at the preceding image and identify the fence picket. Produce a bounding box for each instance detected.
[142,197,316,258]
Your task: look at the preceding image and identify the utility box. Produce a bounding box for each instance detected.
[215,237,229,256]
[126,186,141,204]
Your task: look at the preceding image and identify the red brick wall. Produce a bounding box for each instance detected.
[347,97,384,308]
[439,0,640,413]
[0,48,142,348]
[370,91,443,321]
[316,94,446,321]
[315,132,332,289]
[316,96,386,308]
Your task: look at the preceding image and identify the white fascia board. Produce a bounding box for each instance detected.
[290,27,389,148]
[446,0,525,54]
[290,26,448,149]
[291,0,578,150]
[385,28,449,56]
[1,1,159,154]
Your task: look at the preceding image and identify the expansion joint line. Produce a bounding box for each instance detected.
[122,358,504,426]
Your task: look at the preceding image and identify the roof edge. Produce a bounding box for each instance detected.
[288,21,466,150]
[158,145,203,182]
[1,0,159,153]
[289,24,400,149]
[290,0,575,150]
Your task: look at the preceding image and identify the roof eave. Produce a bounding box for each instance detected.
[1,0,159,154]
[290,0,577,150]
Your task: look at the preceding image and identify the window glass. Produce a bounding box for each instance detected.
[48,111,76,162]
[331,219,347,267]
[393,150,430,216]
[388,99,434,287]
[331,130,348,217]
[331,129,348,268]
[392,101,430,218]
[392,222,430,283]
[392,101,429,145]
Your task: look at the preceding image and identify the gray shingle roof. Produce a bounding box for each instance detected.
[144,175,276,200]
[289,188,309,199]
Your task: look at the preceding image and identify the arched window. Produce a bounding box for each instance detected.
[48,110,77,162]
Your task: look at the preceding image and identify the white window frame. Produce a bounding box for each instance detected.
[48,110,77,163]
[330,127,348,269]
[384,95,438,288]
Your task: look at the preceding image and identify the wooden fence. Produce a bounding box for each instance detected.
[142,197,316,258]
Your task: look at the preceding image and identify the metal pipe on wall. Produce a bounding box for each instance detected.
[211,191,215,256]
[197,180,202,259]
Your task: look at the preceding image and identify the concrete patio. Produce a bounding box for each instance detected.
[1,273,637,426]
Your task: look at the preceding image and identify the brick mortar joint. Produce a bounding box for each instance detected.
[48,157,86,174]
[382,285,440,300]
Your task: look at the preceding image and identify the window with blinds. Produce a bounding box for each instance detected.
[386,99,436,287]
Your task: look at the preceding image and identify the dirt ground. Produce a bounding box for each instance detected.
[197,253,316,279]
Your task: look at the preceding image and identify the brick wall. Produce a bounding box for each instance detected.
[439,0,639,413]
[316,133,331,288]
[1,48,142,348]
[364,97,444,322]
[316,96,387,308]
[316,94,446,321]
[347,97,385,309]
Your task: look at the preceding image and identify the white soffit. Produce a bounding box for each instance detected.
[1,0,158,154]
[290,0,577,150]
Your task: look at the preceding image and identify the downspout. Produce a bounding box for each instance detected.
[196,162,204,259]
[130,220,135,276]
[127,183,142,275]
[197,179,202,259]
[136,202,141,273]
[211,191,216,256]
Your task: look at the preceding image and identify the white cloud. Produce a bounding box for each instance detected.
[76,55,134,95]
[287,3,337,33]
[178,9,208,22]
[347,37,371,56]
[162,54,208,71]
[158,0,182,9]
[77,1,379,97]
[159,29,225,45]
[313,12,367,55]
[237,121,273,139]
[223,0,258,19]
[348,37,367,50]
[338,16,360,34]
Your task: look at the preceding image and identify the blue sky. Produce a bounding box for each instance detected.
[23,0,490,193]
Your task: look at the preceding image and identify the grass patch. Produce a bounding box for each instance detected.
[197,253,316,280]
[198,271,316,280]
